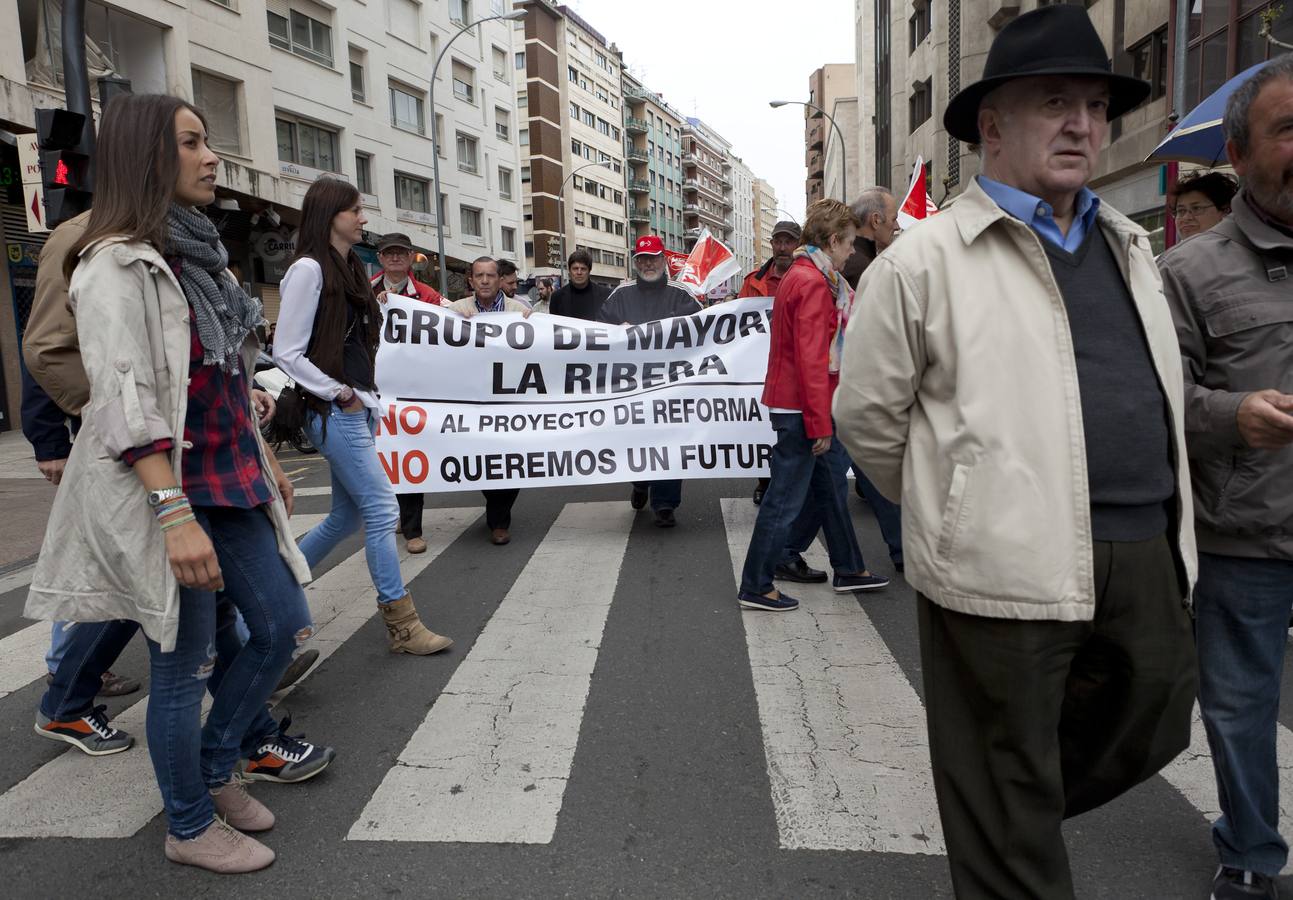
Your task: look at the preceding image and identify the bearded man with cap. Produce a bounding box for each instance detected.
[600,235,701,526]
[833,6,1197,898]
[739,220,800,299]
[372,233,444,553]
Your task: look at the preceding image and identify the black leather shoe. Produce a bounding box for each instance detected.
[630,486,649,510]
[654,508,676,528]
[774,559,828,583]
[752,485,765,505]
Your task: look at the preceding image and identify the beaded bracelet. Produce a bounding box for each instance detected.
[154,498,189,519]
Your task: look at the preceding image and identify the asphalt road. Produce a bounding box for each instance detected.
[0,449,1290,899]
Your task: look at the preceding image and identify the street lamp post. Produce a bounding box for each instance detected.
[769,100,847,205]
[760,205,799,225]
[429,8,527,298]
[556,160,613,283]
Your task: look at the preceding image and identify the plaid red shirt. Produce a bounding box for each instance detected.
[122,275,273,508]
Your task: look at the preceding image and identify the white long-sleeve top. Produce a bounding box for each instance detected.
[273,257,380,410]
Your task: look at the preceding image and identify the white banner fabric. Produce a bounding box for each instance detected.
[373,295,776,493]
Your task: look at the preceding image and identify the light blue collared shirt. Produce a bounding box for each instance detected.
[977,175,1101,254]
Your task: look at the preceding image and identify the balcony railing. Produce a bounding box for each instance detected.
[626,147,649,163]
[625,116,648,134]
[629,208,650,223]
[627,178,651,193]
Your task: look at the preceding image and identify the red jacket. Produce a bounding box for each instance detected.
[737,259,786,298]
[760,257,840,439]
[371,272,445,305]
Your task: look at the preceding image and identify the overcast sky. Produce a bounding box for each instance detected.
[562,0,858,227]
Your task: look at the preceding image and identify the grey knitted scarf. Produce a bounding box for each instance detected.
[166,204,263,373]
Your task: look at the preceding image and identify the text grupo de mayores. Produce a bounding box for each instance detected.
[383,307,772,396]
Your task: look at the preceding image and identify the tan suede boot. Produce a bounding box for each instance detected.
[379,595,453,655]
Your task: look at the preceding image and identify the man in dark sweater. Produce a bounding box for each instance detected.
[833,7,1196,898]
[549,249,611,321]
[599,235,702,527]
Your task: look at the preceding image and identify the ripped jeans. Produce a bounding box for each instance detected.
[144,506,313,839]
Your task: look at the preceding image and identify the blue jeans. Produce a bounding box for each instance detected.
[300,406,404,603]
[633,479,682,512]
[41,608,279,759]
[1195,551,1293,876]
[45,621,74,673]
[145,506,312,839]
[741,414,866,595]
[852,465,903,565]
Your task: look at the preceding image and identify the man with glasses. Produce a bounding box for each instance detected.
[372,233,445,553]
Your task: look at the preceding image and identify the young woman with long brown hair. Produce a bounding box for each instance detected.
[27,94,314,872]
[273,177,451,655]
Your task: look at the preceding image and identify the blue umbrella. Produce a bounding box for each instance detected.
[1147,57,1283,165]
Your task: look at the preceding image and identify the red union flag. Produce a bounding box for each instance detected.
[675,228,741,298]
[897,156,940,230]
[664,249,688,278]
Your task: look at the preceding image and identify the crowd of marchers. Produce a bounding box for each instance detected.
[11,5,1293,897]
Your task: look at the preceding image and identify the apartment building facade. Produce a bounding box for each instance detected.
[621,70,687,253]
[0,0,523,433]
[728,155,757,286]
[752,177,779,258]
[681,116,733,250]
[804,63,856,205]
[854,0,1292,253]
[517,1,628,286]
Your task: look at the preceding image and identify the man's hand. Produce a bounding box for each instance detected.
[376,290,389,305]
[252,388,275,427]
[520,307,533,319]
[265,446,294,516]
[811,437,832,456]
[37,458,68,485]
[1237,390,1293,450]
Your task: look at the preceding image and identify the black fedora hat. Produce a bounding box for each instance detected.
[943,4,1151,145]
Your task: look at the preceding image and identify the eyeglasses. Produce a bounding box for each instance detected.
[1173,203,1217,220]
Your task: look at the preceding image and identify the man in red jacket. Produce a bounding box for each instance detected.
[737,200,888,611]
[372,233,443,553]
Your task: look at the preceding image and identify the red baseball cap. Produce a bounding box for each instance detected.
[633,235,664,257]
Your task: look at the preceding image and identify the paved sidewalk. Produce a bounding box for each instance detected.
[0,430,53,570]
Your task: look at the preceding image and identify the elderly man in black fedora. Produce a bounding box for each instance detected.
[834,6,1198,898]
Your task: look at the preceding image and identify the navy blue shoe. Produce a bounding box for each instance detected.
[833,572,890,593]
[737,590,799,611]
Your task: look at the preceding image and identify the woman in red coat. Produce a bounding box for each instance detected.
[738,199,889,611]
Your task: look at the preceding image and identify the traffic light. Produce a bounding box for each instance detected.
[35,108,92,227]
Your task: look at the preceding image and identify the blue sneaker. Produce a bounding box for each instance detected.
[833,572,890,593]
[737,589,800,611]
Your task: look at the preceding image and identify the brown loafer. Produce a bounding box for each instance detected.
[490,528,511,545]
[99,671,141,697]
[406,537,427,554]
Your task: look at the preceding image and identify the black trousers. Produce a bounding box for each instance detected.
[484,489,519,530]
[918,533,1196,900]
[397,493,424,540]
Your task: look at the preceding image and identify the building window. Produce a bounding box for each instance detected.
[875,0,892,187]
[192,70,242,155]
[1129,27,1168,104]
[909,1,932,53]
[501,226,516,253]
[574,210,585,227]
[498,166,513,199]
[395,171,430,213]
[521,165,530,183]
[390,84,426,134]
[515,51,525,70]
[495,107,510,141]
[451,60,475,103]
[457,132,479,173]
[568,65,579,83]
[355,152,373,195]
[519,128,529,146]
[492,46,508,81]
[461,205,483,238]
[267,9,333,67]
[276,115,339,172]
[349,48,366,102]
[582,110,595,127]
[450,0,470,25]
[517,90,528,108]
[570,102,580,120]
[1183,1,1292,106]
[387,0,420,37]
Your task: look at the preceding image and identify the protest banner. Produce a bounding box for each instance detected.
[374,295,775,493]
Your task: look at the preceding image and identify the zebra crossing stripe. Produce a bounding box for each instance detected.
[0,514,329,700]
[719,499,945,854]
[1157,704,1293,875]
[0,508,480,839]
[347,501,636,844]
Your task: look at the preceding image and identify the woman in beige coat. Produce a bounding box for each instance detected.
[26,94,311,874]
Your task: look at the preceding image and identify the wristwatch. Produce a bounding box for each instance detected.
[147,487,185,507]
